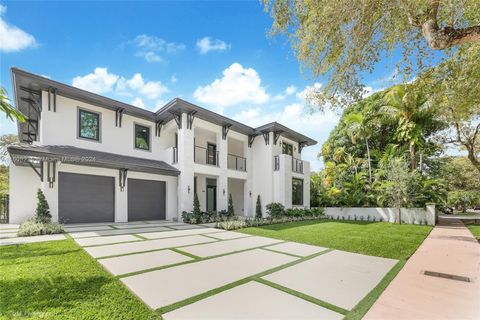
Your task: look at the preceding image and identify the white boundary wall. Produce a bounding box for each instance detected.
[325,205,436,226]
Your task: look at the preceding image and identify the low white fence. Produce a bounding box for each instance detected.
[324,205,436,226]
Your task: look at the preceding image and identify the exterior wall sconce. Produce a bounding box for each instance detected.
[249,191,252,197]
[223,188,226,196]
[188,185,191,194]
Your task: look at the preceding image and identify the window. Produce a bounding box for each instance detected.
[292,178,303,205]
[134,124,150,150]
[282,142,293,156]
[78,109,100,141]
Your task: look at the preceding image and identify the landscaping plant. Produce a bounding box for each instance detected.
[17,189,63,237]
[255,195,262,218]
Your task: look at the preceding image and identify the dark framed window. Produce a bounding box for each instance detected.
[78,109,100,141]
[134,124,150,150]
[292,178,303,205]
[282,142,293,156]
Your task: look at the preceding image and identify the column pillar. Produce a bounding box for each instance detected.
[177,113,194,219]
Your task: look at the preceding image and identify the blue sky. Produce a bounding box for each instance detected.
[0,1,420,170]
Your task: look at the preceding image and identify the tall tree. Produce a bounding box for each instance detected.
[421,45,480,172]
[344,112,374,182]
[262,0,480,107]
[381,85,436,169]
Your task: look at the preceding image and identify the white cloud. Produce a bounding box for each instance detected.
[194,63,269,107]
[72,68,119,94]
[144,51,163,63]
[0,5,37,52]
[296,82,323,103]
[133,34,185,63]
[170,74,177,83]
[72,68,168,108]
[273,85,297,101]
[196,37,231,54]
[117,73,168,99]
[131,97,145,108]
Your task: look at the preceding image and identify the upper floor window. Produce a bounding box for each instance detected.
[292,178,303,205]
[134,124,150,150]
[282,142,293,156]
[78,109,100,141]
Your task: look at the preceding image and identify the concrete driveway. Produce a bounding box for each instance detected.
[65,220,398,320]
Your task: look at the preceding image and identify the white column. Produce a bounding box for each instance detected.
[177,113,194,218]
[303,162,311,208]
[244,141,253,216]
[217,130,228,211]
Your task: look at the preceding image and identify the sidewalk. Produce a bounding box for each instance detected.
[364,218,480,320]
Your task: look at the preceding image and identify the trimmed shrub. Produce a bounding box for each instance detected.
[193,192,201,216]
[227,194,234,217]
[17,218,63,237]
[35,189,52,223]
[265,202,285,218]
[255,195,262,219]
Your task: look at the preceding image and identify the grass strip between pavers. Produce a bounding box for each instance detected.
[255,278,348,315]
[115,241,289,278]
[170,247,201,260]
[259,246,305,258]
[156,248,334,315]
[344,260,406,320]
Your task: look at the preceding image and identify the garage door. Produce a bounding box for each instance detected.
[59,172,115,224]
[128,178,166,221]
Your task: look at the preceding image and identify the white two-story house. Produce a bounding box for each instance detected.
[7,68,317,224]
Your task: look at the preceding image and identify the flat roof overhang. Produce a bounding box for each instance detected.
[8,145,180,176]
[11,67,317,147]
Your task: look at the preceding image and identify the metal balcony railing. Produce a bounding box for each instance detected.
[194,145,219,166]
[292,157,304,173]
[228,154,247,171]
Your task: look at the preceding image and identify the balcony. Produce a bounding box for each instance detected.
[194,145,219,166]
[292,157,304,173]
[274,155,304,174]
[228,154,246,171]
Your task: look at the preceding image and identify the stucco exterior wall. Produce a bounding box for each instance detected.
[325,206,436,226]
[9,90,314,223]
[9,164,40,224]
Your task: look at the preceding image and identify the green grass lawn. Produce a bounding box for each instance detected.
[0,239,160,320]
[240,220,432,260]
[466,224,480,240]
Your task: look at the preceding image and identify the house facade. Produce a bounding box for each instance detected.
[7,68,317,224]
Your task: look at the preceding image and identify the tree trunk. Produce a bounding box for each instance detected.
[409,142,416,170]
[365,138,372,183]
[422,21,480,50]
[466,146,480,174]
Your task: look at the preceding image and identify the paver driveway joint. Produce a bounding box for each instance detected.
[255,278,349,315]
[156,248,335,315]
[115,241,291,278]
[93,238,221,259]
[260,247,304,258]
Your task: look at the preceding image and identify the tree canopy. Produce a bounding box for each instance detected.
[262,0,480,108]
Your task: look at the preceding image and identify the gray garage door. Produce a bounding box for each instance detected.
[59,172,115,224]
[128,179,166,221]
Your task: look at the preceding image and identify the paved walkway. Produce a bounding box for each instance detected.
[364,218,480,320]
[61,221,397,319]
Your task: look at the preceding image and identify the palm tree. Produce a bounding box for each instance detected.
[344,112,374,182]
[0,87,25,122]
[381,85,433,170]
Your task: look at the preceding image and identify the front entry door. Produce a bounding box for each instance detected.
[206,178,217,212]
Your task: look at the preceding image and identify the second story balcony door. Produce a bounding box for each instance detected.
[207,143,217,166]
